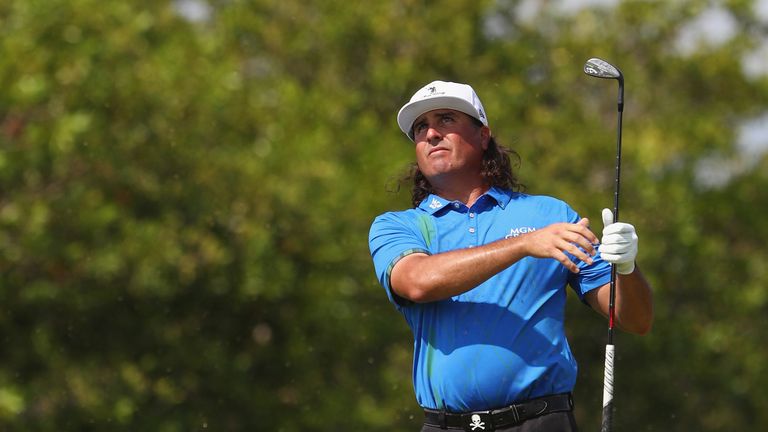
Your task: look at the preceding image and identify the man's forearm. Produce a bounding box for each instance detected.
[615,266,654,334]
[392,236,529,303]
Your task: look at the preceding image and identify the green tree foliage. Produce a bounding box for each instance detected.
[1,0,767,430]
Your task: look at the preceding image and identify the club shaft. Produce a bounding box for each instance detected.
[603,78,624,432]
[613,84,624,223]
[608,103,623,342]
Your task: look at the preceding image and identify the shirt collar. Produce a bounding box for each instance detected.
[418,195,452,214]
[485,186,514,209]
[417,187,515,213]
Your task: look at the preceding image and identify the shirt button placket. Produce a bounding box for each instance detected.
[468,212,477,246]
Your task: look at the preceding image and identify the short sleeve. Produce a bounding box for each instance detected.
[368,212,431,308]
[563,204,612,299]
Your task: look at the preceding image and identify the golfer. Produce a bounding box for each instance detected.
[368,81,653,432]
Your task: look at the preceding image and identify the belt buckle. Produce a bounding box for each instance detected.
[463,411,493,431]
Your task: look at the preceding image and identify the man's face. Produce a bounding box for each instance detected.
[411,109,489,181]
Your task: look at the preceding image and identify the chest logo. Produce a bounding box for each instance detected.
[505,226,537,238]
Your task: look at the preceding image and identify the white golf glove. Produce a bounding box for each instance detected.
[599,208,638,275]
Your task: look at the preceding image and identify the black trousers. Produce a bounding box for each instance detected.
[420,411,579,432]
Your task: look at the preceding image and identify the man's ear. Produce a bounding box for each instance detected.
[480,126,491,150]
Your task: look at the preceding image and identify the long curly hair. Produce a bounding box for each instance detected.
[402,133,524,208]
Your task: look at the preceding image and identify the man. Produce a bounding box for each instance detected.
[368,80,653,432]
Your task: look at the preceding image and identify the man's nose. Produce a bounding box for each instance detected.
[426,126,442,142]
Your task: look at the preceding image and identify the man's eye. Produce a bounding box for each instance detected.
[415,123,427,132]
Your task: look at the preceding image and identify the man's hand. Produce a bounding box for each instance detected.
[599,208,638,275]
[521,218,598,273]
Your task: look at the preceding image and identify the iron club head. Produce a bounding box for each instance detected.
[584,57,624,111]
[584,58,623,80]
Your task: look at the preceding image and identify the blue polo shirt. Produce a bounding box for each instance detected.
[368,187,610,412]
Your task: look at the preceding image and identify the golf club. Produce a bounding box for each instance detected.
[584,57,624,432]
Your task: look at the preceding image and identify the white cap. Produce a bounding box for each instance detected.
[397,80,488,139]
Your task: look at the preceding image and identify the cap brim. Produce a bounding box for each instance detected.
[397,96,482,138]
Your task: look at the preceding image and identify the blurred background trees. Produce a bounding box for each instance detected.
[1,0,767,430]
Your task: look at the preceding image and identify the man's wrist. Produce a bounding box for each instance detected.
[616,261,635,275]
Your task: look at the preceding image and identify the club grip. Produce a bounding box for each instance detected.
[601,344,615,432]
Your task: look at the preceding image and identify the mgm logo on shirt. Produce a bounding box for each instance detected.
[505,226,537,239]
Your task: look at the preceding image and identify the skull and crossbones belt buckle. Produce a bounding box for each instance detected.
[462,411,492,431]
